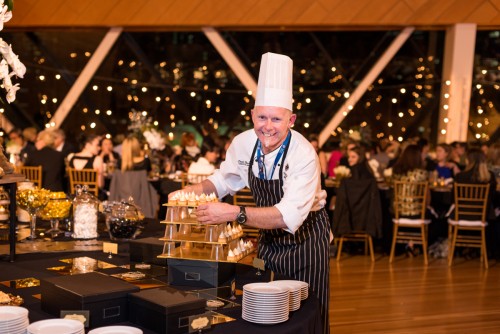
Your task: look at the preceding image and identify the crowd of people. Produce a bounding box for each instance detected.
[314,133,500,259]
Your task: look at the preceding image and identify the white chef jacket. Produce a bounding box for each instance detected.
[208,129,323,233]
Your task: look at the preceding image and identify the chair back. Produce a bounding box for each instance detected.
[393,180,428,219]
[67,167,99,196]
[453,183,489,222]
[186,173,211,186]
[18,166,43,188]
[233,187,256,207]
[109,170,159,218]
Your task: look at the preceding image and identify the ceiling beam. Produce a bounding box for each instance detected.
[51,27,122,128]
[202,27,257,96]
[319,27,415,146]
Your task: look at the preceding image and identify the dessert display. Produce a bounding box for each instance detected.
[158,205,255,262]
[167,191,219,206]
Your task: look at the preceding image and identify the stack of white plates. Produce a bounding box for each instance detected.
[268,280,304,311]
[242,282,289,324]
[0,306,29,334]
[27,319,84,334]
[89,326,143,334]
[272,279,309,300]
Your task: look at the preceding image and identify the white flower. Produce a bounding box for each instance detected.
[143,129,166,151]
[0,5,24,103]
[0,41,25,78]
[333,165,351,178]
[368,159,381,179]
[349,130,361,141]
[0,3,12,31]
[0,58,8,80]
[6,82,19,103]
[2,70,12,89]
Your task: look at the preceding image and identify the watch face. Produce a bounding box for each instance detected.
[237,209,247,224]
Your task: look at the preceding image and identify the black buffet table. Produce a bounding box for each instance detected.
[0,247,322,334]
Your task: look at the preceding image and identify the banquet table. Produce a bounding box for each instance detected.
[0,246,322,334]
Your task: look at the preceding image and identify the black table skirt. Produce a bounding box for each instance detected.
[0,248,322,334]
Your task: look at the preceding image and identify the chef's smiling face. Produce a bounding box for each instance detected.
[252,106,296,154]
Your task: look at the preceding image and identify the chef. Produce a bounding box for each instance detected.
[171,52,330,333]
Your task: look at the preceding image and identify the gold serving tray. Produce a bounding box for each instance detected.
[157,246,249,263]
[160,234,226,244]
[160,219,200,225]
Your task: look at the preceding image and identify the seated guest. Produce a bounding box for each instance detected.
[99,137,121,172]
[434,143,460,179]
[347,145,374,180]
[455,148,497,211]
[187,142,220,178]
[53,129,77,159]
[308,134,328,178]
[8,128,35,164]
[68,134,104,188]
[24,130,66,191]
[327,140,343,178]
[391,144,428,182]
[450,141,467,171]
[22,127,38,146]
[109,136,159,218]
[487,143,500,180]
[120,136,151,172]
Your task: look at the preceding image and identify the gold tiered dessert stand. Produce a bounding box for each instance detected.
[157,205,254,263]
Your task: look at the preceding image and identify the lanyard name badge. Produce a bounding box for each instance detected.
[256,131,291,180]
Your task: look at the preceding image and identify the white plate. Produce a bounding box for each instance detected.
[243,283,289,294]
[0,319,29,328]
[27,319,84,334]
[88,326,143,334]
[242,314,288,324]
[242,307,288,316]
[0,306,29,322]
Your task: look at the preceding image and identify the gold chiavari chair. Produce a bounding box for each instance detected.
[67,167,99,197]
[448,183,490,268]
[389,180,431,265]
[18,165,42,188]
[185,173,211,186]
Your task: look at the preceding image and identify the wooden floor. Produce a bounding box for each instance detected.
[329,254,500,333]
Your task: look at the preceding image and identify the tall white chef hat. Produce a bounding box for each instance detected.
[254,52,293,111]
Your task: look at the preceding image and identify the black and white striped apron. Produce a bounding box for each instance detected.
[248,138,330,334]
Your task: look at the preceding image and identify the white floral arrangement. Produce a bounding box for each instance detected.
[333,165,351,179]
[383,168,392,178]
[368,158,381,179]
[0,0,25,103]
[5,140,20,154]
[349,130,361,142]
[143,128,166,151]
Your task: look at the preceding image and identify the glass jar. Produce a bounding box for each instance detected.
[0,186,10,224]
[105,201,143,241]
[16,181,34,223]
[72,185,99,239]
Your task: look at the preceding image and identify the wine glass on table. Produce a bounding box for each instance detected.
[16,188,50,241]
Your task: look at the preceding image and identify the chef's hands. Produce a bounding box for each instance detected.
[196,202,236,225]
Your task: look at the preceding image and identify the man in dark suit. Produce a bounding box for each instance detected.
[53,129,77,159]
[24,130,66,192]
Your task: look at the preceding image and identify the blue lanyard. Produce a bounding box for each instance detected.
[256,131,291,180]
